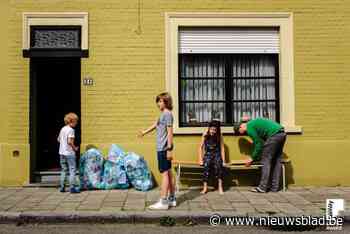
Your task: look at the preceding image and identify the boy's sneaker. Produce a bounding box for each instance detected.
[148,199,169,210]
[59,187,65,193]
[167,197,177,207]
[70,187,80,194]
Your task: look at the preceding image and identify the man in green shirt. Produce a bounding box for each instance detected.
[236,118,286,193]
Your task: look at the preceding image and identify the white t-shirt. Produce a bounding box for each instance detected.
[58,125,76,156]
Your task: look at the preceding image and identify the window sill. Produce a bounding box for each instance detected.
[173,125,303,135]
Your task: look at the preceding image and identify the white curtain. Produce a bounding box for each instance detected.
[232,56,276,122]
[180,55,276,125]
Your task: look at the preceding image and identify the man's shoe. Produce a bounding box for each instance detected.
[59,187,65,193]
[148,199,169,210]
[70,187,80,194]
[251,187,266,193]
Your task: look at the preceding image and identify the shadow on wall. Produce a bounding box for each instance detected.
[177,137,294,189]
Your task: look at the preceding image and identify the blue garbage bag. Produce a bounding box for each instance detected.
[79,148,104,190]
[124,152,153,191]
[107,144,125,163]
[101,160,130,190]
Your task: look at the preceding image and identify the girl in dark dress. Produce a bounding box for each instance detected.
[198,120,226,194]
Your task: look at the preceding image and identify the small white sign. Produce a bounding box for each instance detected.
[326,199,344,217]
[83,78,94,86]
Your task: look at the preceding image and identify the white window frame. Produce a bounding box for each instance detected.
[23,12,88,50]
[165,12,302,134]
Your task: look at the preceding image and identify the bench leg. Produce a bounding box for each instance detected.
[175,164,181,194]
[282,164,286,192]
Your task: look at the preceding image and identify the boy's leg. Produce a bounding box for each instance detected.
[148,151,170,209]
[59,155,68,190]
[271,133,287,192]
[160,170,170,199]
[66,155,77,190]
[168,170,175,194]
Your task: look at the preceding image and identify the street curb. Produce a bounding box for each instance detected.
[0,211,349,225]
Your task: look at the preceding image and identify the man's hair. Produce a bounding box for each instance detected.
[64,112,79,125]
[233,119,249,135]
[156,92,173,110]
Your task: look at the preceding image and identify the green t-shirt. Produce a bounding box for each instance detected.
[246,118,283,161]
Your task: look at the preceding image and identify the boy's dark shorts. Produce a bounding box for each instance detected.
[157,151,172,173]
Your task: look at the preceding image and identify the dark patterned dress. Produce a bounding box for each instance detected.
[202,136,224,182]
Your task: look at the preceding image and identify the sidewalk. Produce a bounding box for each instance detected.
[0,186,349,224]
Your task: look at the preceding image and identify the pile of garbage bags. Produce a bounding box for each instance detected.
[79,144,153,191]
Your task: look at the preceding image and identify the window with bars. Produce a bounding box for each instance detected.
[179,54,279,127]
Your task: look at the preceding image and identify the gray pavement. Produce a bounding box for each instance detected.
[0,186,349,224]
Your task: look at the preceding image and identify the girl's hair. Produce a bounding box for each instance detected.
[205,120,221,145]
[156,92,173,110]
[64,112,79,125]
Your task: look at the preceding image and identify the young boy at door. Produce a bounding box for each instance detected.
[57,112,80,193]
[235,118,286,193]
[139,92,176,210]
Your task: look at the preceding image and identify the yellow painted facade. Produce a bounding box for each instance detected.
[0,0,350,186]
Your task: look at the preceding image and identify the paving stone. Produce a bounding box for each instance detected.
[252,204,279,214]
[273,203,304,215]
[248,198,272,205]
[188,201,211,211]
[224,192,249,202]
[209,202,233,210]
[231,202,253,208]
[103,201,124,207]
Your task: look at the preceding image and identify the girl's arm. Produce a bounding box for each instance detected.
[221,135,226,164]
[198,133,206,165]
[139,120,157,137]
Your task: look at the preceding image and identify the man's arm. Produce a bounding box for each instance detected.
[249,130,263,161]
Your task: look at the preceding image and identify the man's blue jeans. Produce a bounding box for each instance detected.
[60,154,77,189]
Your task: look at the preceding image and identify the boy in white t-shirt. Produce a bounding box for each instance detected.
[57,113,80,193]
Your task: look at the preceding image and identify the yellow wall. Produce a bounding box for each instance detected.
[1,0,350,186]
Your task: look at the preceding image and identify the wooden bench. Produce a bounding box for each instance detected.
[173,158,291,192]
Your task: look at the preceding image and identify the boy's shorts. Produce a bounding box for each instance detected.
[157,151,172,173]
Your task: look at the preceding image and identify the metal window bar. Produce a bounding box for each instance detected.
[179,54,279,127]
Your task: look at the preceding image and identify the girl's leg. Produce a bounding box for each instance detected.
[218,179,224,195]
[59,155,68,190]
[201,156,210,194]
[201,182,208,194]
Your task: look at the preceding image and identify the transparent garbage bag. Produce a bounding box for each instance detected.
[124,152,153,191]
[79,148,104,190]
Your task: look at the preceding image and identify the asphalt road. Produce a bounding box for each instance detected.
[0,224,349,234]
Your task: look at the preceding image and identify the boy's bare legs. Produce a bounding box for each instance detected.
[218,179,224,195]
[160,170,170,199]
[201,182,208,194]
[167,170,175,195]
